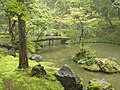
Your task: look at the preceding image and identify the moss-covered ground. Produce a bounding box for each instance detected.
[0,52,63,90]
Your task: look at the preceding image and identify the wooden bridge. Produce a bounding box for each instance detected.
[33,36,70,42]
[33,36,70,47]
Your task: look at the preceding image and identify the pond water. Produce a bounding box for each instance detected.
[39,43,120,90]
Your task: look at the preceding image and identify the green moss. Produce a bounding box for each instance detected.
[83,64,100,71]
[87,81,103,89]
[87,80,115,90]
[0,48,7,57]
[83,58,120,73]
[0,78,4,90]
[0,54,63,90]
[98,58,120,73]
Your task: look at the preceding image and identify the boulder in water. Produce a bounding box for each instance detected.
[83,58,120,73]
[56,64,83,90]
[97,58,120,73]
[87,79,115,90]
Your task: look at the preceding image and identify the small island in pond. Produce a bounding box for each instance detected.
[73,46,120,73]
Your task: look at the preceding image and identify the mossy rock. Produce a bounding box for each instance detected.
[97,58,120,73]
[31,64,47,78]
[83,58,120,73]
[83,64,100,72]
[87,79,115,90]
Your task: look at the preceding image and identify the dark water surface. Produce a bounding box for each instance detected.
[39,43,120,90]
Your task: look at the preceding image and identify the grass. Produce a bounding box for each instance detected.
[0,53,63,90]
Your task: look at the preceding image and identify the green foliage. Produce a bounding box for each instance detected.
[87,18,120,44]
[0,35,11,42]
[27,2,52,36]
[2,0,119,45]
[27,41,36,53]
[1,0,120,45]
[83,64,100,71]
[73,46,97,66]
[53,0,98,44]
[5,0,30,20]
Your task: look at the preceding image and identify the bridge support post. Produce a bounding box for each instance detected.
[52,40,53,47]
[49,40,51,48]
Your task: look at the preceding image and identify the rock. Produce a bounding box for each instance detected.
[4,48,16,57]
[87,79,115,90]
[56,64,83,90]
[83,64,100,72]
[31,64,46,78]
[0,41,12,50]
[83,58,120,73]
[0,41,16,56]
[29,54,42,62]
[97,58,120,73]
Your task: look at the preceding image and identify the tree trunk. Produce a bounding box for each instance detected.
[78,18,84,47]
[105,15,113,28]
[103,8,113,28]
[8,16,12,35]
[8,15,17,45]
[118,8,120,20]
[18,0,28,69]
[79,27,84,47]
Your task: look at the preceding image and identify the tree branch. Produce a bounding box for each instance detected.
[109,0,120,9]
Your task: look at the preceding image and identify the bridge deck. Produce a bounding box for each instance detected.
[33,36,70,42]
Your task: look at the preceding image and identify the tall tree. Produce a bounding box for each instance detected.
[18,0,28,69]
[4,0,29,68]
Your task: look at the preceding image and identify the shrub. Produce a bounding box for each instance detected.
[73,46,97,66]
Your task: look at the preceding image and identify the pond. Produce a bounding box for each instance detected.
[39,43,120,90]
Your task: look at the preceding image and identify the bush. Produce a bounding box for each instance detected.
[27,41,36,53]
[73,46,97,66]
